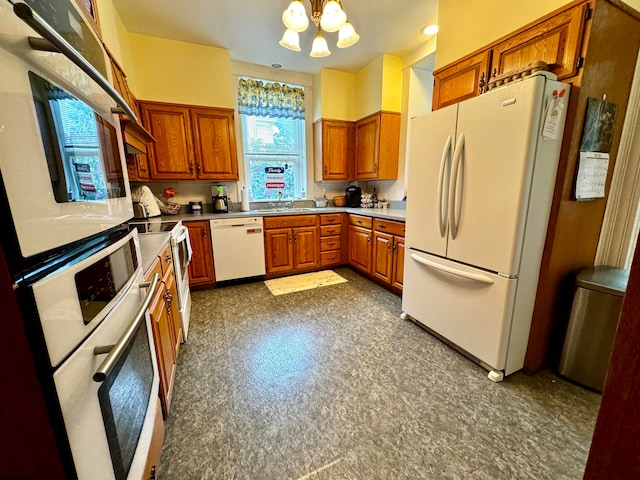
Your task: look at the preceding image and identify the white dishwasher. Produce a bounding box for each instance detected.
[209,217,266,281]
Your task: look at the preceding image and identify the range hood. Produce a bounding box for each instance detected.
[120,118,156,154]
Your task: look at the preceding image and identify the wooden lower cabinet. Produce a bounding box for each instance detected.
[392,237,405,290]
[292,226,319,270]
[185,220,215,288]
[145,246,179,419]
[143,398,165,480]
[372,231,394,283]
[348,225,372,274]
[264,215,320,276]
[348,214,405,292]
[264,228,294,273]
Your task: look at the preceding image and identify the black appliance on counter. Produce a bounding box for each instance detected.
[345,186,362,207]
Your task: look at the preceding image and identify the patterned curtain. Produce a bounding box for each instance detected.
[238,78,305,119]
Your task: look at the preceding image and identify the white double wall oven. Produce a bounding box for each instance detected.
[0,0,162,478]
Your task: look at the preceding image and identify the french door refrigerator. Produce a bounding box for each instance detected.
[402,74,570,381]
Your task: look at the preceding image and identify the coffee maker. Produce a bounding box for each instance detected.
[212,185,228,213]
[345,185,362,207]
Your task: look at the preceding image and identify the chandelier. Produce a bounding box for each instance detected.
[279,0,360,57]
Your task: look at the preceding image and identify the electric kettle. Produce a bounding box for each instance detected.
[212,186,228,213]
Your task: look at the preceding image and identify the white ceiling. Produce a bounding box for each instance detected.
[111,0,439,74]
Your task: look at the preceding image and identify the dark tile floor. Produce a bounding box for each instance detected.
[159,268,601,479]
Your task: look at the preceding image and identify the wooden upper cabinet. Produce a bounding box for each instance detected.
[432,0,591,110]
[314,119,353,180]
[190,107,239,181]
[355,114,379,179]
[139,101,239,181]
[140,102,195,180]
[433,49,492,110]
[354,111,400,180]
[491,3,589,81]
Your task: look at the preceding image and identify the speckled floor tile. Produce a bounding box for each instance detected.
[159,268,600,480]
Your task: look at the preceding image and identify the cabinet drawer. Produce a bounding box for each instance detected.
[373,219,405,237]
[320,224,342,237]
[320,213,342,225]
[320,251,342,266]
[264,215,318,229]
[320,235,341,252]
[159,243,173,275]
[349,214,372,229]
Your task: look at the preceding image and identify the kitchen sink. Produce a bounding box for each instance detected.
[251,207,318,213]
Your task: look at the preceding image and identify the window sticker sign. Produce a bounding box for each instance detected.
[265,166,285,189]
[75,163,97,192]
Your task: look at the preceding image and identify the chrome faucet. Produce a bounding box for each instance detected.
[277,191,282,207]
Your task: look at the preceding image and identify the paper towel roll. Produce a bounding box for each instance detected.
[241,186,250,211]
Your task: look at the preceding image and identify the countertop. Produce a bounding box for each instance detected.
[137,231,171,274]
[159,206,407,223]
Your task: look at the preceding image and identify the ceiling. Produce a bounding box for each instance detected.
[111,0,439,75]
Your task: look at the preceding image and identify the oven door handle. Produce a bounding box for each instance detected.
[92,273,160,382]
[13,3,139,123]
[176,226,193,266]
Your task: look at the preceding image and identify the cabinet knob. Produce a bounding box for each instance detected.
[189,162,194,174]
[377,223,386,228]
[165,254,172,261]
[327,229,335,233]
[324,165,328,174]
[289,234,292,243]
[328,242,335,246]
[196,163,201,174]
[328,217,335,221]
[328,256,335,260]
[357,220,362,224]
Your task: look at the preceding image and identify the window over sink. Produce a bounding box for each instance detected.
[237,77,307,201]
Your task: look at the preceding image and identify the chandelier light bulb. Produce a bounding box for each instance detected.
[282,0,309,32]
[279,29,301,51]
[337,21,359,48]
[320,0,347,32]
[310,31,331,57]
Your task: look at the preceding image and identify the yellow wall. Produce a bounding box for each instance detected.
[95,0,137,93]
[355,56,384,119]
[314,69,357,121]
[381,55,403,112]
[436,0,573,69]
[128,34,234,108]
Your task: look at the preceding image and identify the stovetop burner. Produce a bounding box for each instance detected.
[128,220,180,234]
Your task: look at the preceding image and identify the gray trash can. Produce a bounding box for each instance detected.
[558,266,629,392]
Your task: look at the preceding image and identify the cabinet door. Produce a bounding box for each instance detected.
[392,237,405,290]
[293,226,319,270]
[354,114,380,179]
[164,264,182,354]
[265,228,294,273]
[315,120,352,180]
[136,153,150,180]
[140,102,196,180]
[348,225,372,274]
[433,49,492,110]
[372,231,393,284]
[491,3,588,81]
[143,399,164,480]
[185,221,215,287]
[148,286,176,418]
[191,108,239,181]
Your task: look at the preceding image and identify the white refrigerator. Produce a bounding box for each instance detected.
[402,74,570,381]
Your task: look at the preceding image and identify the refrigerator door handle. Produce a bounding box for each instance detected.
[437,135,452,237]
[449,133,465,239]
[410,253,494,285]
